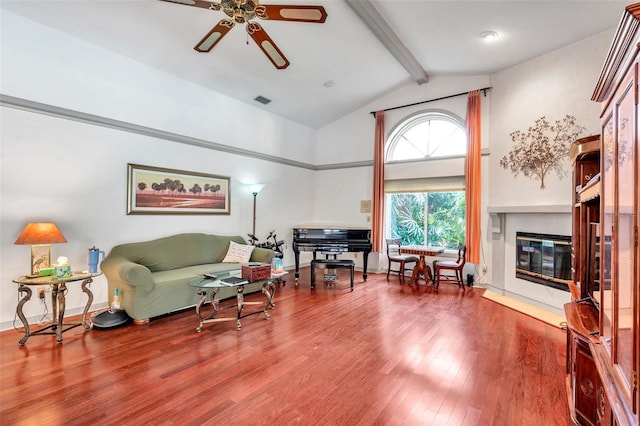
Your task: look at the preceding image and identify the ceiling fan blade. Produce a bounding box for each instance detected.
[246,22,290,69]
[195,19,234,52]
[159,0,222,12]
[256,5,327,23]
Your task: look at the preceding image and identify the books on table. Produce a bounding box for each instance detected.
[220,276,248,286]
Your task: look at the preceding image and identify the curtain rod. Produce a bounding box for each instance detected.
[370,86,491,116]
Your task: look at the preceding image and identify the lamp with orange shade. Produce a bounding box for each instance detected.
[14,222,67,276]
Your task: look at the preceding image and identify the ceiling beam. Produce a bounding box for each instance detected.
[344,0,429,85]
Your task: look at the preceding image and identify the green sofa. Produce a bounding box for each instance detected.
[100,233,276,323]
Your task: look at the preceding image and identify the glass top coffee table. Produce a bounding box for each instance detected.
[188,270,275,332]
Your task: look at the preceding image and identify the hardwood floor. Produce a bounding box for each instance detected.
[0,269,571,425]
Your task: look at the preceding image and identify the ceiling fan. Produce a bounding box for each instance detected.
[160,0,327,69]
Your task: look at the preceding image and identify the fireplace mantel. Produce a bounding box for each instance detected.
[487,205,572,214]
[488,205,572,234]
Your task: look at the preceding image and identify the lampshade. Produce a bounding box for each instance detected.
[14,222,67,245]
[247,183,266,195]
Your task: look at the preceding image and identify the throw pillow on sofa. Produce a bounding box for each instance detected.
[222,240,254,263]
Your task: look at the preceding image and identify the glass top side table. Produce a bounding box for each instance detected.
[12,272,101,345]
[188,270,275,332]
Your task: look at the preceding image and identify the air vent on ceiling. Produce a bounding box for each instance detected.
[254,95,272,105]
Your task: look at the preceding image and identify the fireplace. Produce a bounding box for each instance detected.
[515,232,572,291]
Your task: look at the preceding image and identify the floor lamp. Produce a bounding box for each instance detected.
[248,184,265,239]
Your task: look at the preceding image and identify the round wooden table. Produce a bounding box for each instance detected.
[399,246,444,284]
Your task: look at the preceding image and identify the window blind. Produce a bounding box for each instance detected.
[384,176,465,193]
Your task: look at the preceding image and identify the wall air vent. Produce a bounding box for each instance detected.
[254,95,272,105]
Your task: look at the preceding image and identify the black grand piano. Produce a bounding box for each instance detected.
[292,226,372,282]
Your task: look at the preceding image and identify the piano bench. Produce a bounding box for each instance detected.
[310,259,355,291]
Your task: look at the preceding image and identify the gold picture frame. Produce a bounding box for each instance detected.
[30,244,51,275]
[127,163,231,215]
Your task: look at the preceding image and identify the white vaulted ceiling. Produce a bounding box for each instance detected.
[1,0,628,128]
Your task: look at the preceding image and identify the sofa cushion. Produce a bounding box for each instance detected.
[151,263,238,286]
[222,240,254,263]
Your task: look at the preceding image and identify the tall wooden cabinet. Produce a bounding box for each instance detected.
[567,135,602,426]
[569,134,601,301]
[566,4,639,426]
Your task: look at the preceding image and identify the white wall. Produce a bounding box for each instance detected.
[316,75,491,165]
[489,29,612,208]
[1,11,317,164]
[0,11,316,329]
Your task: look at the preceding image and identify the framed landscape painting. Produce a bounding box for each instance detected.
[127,163,230,215]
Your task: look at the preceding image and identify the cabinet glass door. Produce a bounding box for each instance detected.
[614,77,635,397]
[601,113,614,351]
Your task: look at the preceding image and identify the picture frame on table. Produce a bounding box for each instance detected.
[30,245,51,275]
[127,163,230,215]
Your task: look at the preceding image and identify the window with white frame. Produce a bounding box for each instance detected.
[386,111,467,162]
[385,111,467,250]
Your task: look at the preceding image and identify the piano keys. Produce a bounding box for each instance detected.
[292,226,372,282]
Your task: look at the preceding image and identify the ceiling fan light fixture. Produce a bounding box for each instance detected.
[254,95,272,105]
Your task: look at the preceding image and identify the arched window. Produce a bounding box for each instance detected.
[385,111,467,249]
[386,111,466,162]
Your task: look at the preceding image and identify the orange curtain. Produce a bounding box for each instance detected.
[465,91,481,265]
[372,110,385,252]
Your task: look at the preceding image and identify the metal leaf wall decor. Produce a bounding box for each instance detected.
[499,115,585,189]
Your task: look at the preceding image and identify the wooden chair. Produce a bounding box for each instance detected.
[433,244,467,289]
[386,238,418,283]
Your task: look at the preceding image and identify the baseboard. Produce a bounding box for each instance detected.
[485,285,565,316]
[482,290,566,329]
